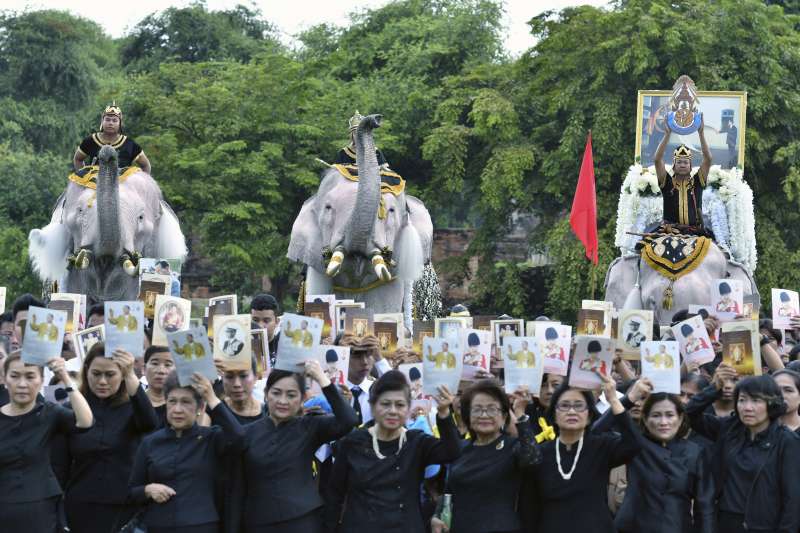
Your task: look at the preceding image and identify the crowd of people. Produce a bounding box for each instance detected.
[1,291,800,533]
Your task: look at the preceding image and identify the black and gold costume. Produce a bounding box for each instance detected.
[77,133,143,169]
[658,170,706,227]
[333,145,388,167]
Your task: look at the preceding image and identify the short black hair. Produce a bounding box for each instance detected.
[759,319,783,345]
[460,379,510,438]
[164,372,202,405]
[369,370,411,405]
[157,260,170,269]
[87,303,104,320]
[265,369,305,394]
[670,309,693,327]
[251,294,279,313]
[12,294,44,322]
[681,373,710,390]
[144,345,170,364]
[789,344,800,363]
[734,375,786,421]
[0,311,12,324]
[546,382,601,430]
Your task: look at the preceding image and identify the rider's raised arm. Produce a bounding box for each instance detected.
[653,122,672,187]
[697,117,712,185]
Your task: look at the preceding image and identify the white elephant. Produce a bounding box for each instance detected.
[287,114,432,328]
[28,145,187,302]
[604,243,758,326]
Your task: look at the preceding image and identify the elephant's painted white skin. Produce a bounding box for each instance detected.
[604,243,758,325]
[288,115,432,323]
[28,146,187,301]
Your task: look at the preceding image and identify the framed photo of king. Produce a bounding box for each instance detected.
[213,314,252,371]
[636,90,747,169]
[617,310,654,359]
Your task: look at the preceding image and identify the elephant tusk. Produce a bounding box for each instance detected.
[326,250,344,277]
[372,255,392,282]
[75,249,91,270]
[123,259,137,276]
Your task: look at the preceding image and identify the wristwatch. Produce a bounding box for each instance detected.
[516,414,530,424]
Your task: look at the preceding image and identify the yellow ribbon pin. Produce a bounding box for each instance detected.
[534,417,556,443]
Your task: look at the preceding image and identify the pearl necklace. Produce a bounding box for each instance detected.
[368,426,407,459]
[555,435,584,480]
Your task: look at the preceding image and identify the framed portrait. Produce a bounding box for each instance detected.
[152,296,192,346]
[333,301,365,336]
[251,329,270,379]
[434,317,469,340]
[207,295,238,339]
[412,320,435,354]
[21,306,67,365]
[490,319,525,347]
[636,90,747,169]
[73,325,106,362]
[617,309,654,359]
[213,314,252,370]
[721,319,761,376]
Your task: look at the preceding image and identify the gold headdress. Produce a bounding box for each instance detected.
[348,110,364,132]
[673,144,692,160]
[103,101,122,117]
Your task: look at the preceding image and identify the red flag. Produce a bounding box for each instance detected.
[569,132,598,264]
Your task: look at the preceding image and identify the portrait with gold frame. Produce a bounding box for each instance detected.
[635,90,747,169]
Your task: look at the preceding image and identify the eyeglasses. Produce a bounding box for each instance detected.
[471,406,502,417]
[556,402,588,413]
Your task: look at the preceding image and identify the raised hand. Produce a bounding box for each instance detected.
[305,359,331,388]
[190,372,218,409]
[712,363,737,390]
[434,385,455,418]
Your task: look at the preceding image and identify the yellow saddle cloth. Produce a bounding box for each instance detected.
[68,165,141,190]
[332,164,406,220]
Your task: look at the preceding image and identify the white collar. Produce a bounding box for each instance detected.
[346,377,373,393]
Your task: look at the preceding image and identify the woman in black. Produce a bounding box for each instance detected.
[686,366,800,533]
[327,370,461,533]
[128,371,244,533]
[63,343,159,533]
[432,380,540,533]
[241,360,357,532]
[73,103,151,172]
[0,353,93,533]
[613,391,714,533]
[143,345,175,426]
[221,358,264,424]
[527,372,639,533]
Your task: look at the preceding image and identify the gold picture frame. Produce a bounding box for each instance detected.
[635,90,747,169]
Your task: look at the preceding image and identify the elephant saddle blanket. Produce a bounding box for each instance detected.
[637,233,712,281]
[333,164,406,197]
[68,165,141,190]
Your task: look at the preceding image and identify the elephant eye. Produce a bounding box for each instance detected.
[389,207,395,213]
[325,204,332,210]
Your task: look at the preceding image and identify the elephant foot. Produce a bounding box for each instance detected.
[372,254,392,282]
[326,250,344,277]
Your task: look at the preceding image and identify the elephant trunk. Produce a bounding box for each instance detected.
[343,114,382,255]
[96,145,122,258]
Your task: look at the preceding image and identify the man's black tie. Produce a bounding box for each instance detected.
[351,386,363,426]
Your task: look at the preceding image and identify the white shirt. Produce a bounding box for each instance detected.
[345,358,391,424]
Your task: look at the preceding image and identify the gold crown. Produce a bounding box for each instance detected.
[673,144,692,159]
[348,110,364,131]
[103,101,122,117]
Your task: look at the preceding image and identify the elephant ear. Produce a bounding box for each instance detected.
[405,195,433,263]
[287,196,325,273]
[156,201,188,260]
[28,193,70,283]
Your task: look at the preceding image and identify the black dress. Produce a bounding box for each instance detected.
[240,383,357,533]
[64,385,159,533]
[527,412,639,533]
[446,422,541,533]
[78,133,143,168]
[686,384,800,533]
[0,402,89,533]
[128,403,245,533]
[613,430,714,533]
[326,413,462,533]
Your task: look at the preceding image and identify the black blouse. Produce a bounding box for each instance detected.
[446,422,541,533]
[327,413,462,533]
[528,412,639,533]
[78,133,143,168]
[128,403,244,528]
[0,402,87,503]
[241,383,357,526]
[64,385,159,504]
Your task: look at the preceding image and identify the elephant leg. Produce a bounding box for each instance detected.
[306,267,333,296]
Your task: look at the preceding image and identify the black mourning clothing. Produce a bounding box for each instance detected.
[128,403,245,530]
[446,423,541,533]
[326,413,462,533]
[241,383,357,529]
[0,402,88,532]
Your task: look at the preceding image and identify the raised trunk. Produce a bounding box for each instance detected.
[343,114,382,254]
[96,145,121,257]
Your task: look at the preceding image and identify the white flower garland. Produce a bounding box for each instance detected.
[614,164,757,273]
